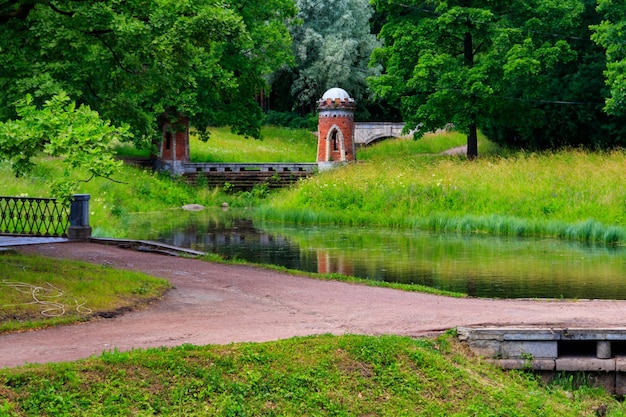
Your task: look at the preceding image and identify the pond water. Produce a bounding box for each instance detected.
[123,209,626,299]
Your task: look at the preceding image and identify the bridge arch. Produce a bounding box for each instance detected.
[354,122,407,147]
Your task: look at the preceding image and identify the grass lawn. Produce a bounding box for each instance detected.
[1,332,622,416]
[0,251,170,333]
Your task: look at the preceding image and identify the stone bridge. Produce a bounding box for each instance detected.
[354,122,408,147]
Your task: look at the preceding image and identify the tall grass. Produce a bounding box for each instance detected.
[259,148,626,245]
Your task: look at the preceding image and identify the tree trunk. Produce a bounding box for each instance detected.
[464,30,478,160]
[467,122,478,160]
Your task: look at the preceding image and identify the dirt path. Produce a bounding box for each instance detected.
[2,241,626,368]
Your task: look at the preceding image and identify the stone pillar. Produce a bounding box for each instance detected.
[317,88,356,169]
[597,341,611,359]
[68,194,91,240]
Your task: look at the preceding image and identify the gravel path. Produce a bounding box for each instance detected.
[2,241,625,368]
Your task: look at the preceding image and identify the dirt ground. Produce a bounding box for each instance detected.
[2,241,626,368]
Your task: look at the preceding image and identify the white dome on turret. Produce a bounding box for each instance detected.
[321,88,353,101]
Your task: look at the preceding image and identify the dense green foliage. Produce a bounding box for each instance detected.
[0,252,169,333]
[484,0,626,150]
[0,0,295,143]
[0,0,296,196]
[264,110,318,130]
[370,0,626,153]
[592,0,626,117]
[0,93,130,198]
[1,333,621,416]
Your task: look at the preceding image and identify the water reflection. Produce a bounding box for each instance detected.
[124,209,626,299]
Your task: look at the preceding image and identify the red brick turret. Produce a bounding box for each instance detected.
[317,88,356,166]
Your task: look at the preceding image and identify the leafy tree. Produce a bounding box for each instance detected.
[269,0,380,114]
[0,0,295,146]
[591,0,626,117]
[483,0,626,150]
[0,92,130,198]
[369,0,585,158]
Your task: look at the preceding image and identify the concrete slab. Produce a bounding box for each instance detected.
[0,237,68,247]
[503,331,560,341]
[614,357,626,372]
[501,341,558,359]
[562,328,626,340]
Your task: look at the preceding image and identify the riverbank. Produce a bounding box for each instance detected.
[260,148,626,245]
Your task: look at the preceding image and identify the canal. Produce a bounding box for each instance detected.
[123,208,626,299]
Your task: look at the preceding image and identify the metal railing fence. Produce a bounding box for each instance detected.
[0,196,70,237]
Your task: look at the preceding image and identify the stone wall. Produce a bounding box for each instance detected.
[458,327,626,394]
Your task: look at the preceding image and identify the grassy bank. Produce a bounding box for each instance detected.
[0,252,169,333]
[259,143,626,245]
[0,158,257,238]
[1,332,622,416]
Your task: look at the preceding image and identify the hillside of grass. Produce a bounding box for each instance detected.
[113,126,318,163]
[1,332,622,416]
[259,133,626,245]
